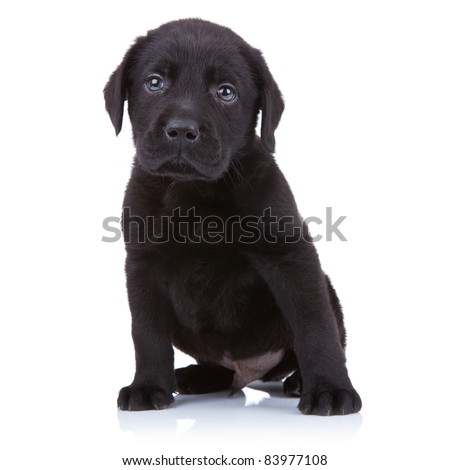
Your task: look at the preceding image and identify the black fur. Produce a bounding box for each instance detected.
[104,19,361,415]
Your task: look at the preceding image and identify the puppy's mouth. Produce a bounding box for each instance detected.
[137,146,228,181]
[151,157,206,179]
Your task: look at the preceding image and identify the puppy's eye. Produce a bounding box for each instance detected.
[145,75,164,92]
[217,84,237,102]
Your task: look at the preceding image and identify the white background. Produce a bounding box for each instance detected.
[1,1,449,468]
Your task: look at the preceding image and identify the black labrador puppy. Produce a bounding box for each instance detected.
[104,19,361,415]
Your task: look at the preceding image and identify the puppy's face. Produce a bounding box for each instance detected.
[105,20,284,181]
[128,27,259,180]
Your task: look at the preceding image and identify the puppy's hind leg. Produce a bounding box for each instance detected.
[260,350,298,382]
[283,370,303,397]
[325,274,346,349]
[260,351,302,397]
[176,364,235,394]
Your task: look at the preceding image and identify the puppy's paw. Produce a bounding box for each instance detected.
[299,385,362,416]
[176,364,234,394]
[117,385,174,411]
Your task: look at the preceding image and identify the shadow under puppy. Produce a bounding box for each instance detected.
[104,18,362,415]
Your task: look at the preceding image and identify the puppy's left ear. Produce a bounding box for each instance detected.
[104,35,146,135]
[253,49,285,153]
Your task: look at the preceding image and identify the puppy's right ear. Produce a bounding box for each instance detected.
[103,36,146,135]
[241,45,284,153]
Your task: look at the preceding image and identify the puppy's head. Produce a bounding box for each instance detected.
[104,19,284,181]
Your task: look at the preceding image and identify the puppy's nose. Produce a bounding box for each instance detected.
[165,119,199,143]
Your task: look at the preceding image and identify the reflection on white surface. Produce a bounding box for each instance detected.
[117,381,363,447]
[243,386,270,407]
[175,419,196,439]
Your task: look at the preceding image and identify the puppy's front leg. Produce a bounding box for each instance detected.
[249,242,361,416]
[117,252,175,411]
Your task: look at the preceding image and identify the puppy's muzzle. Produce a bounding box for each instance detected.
[165,119,199,144]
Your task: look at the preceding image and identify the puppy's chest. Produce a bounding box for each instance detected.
[154,200,270,330]
[166,245,265,330]
[152,204,248,246]
[169,245,254,304]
